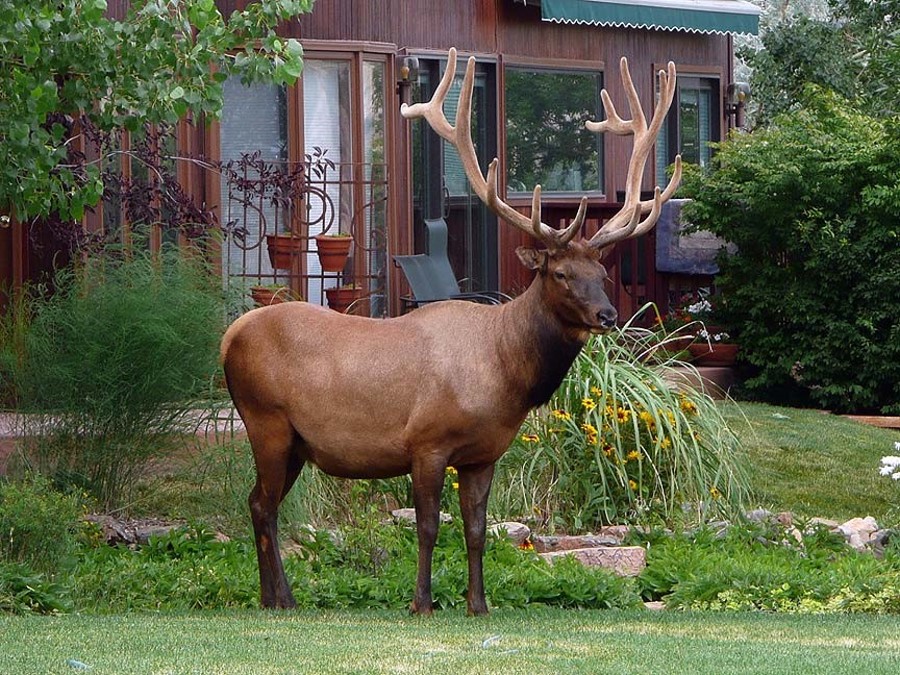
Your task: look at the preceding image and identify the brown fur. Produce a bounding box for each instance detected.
[221,243,617,614]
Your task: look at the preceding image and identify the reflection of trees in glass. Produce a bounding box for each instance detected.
[505,69,602,193]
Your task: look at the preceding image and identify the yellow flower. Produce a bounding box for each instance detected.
[581,398,596,411]
[639,410,656,429]
[710,486,722,500]
[602,443,615,457]
[445,466,458,476]
[520,433,541,443]
[626,450,642,461]
[658,436,672,449]
[680,396,698,415]
[628,480,638,491]
[616,407,631,423]
[452,482,459,490]
[552,409,572,421]
[590,386,603,398]
[580,422,598,435]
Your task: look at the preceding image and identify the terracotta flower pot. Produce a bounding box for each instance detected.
[688,342,739,367]
[315,234,353,272]
[265,234,303,270]
[325,285,363,313]
[250,286,294,307]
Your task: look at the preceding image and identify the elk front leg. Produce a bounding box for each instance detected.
[457,463,496,616]
[410,457,448,615]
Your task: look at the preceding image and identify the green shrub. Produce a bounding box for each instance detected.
[0,562,70,614]
[639,520,900,614]
[0,474,84,572]
[69,519,640,613]
[12,245,228,508]
[492,323,749,530]
[682,89,900,414]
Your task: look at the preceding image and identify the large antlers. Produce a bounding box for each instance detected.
[401,49,680,252]
[586,57,682,250]
[401,48,586,250]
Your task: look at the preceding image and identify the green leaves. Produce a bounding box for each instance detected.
[0,0,314,222]
[683,92,900,413]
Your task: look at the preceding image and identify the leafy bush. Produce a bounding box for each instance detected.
[11,245,228,508]
[0,474,84,572]
[639,520,900,613]
[492,324,749,530]
[0,563,70,614]
[69,521,640,613]
[683,90,900,414]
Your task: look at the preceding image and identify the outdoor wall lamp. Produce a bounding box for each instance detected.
[725,81,751,129]
[396,56,419,107]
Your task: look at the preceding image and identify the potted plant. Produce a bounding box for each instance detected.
[657,292,738,366]
[250,284,298,307]
[265,233,305,270]
[314,232,353,272]
[324,283,363,313]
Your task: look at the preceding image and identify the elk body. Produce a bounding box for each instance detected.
[221,49,681,615]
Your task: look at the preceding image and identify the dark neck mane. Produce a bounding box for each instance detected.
[499,281,588,410]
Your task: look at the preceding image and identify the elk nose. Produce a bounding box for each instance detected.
[598,308,618,329]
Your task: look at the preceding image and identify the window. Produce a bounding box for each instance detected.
[656,76,720,187]
[505,68,603,194]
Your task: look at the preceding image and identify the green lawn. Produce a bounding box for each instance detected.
[722,402,900,521]
[3,608,900,674]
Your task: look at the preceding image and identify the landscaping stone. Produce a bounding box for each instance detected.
[533,533,622,553]
[539,546,646,576]
[488,521,531,547]
[391,507,452,524]
[837,516,879,550]
[85,514,182,546]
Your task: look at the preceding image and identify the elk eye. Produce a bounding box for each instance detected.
[553,270,566,281]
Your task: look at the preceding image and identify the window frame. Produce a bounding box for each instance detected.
[655,64,723,188]
[502,57,606,202]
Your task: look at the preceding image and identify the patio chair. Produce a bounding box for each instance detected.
[394,218,511,310]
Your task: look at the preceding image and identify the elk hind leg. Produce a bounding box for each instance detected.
[247,417,305,609]
[458,463,495,616]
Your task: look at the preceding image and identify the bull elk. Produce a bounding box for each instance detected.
[221,48,681,615]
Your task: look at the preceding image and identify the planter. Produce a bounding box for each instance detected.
[324,285,363,313]
[688,342,739,367]
[265,234,304,270]
[250,286,294,307]
[314,234,353,273]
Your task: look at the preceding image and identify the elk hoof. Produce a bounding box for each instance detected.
[409,600,434,616]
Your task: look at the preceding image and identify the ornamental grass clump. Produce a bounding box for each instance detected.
[494,322,748,530]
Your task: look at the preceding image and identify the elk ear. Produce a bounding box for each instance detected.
[516,247,547,270]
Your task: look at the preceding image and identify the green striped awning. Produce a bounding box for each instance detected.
[540,0,761,36]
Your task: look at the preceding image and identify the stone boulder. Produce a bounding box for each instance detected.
[539,546,646,577]
[488,521,531,547]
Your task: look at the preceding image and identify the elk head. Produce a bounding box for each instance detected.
[401,49,682,332]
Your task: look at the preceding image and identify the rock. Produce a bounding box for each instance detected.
[869,529,894,558]
[745,508,773,522]
[391,507,452,524]
[807,517,840,531]
[539,546,646,576]
[643,601,666,611]
[85,514,181,546]
[775,512,794,527]
[533,533,621,553]
[837,516,879,550]
[488,522,531,547]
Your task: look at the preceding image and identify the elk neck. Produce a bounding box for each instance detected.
[495,278,588,410]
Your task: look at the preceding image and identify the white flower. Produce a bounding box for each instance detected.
[895,441,900,452]
[893,472,900,481]
[686,299,712,315]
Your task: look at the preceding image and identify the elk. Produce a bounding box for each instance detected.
[220,48,681,615]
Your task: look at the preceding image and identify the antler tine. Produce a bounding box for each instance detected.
[402,48,584,250]
[584,59,681,251]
